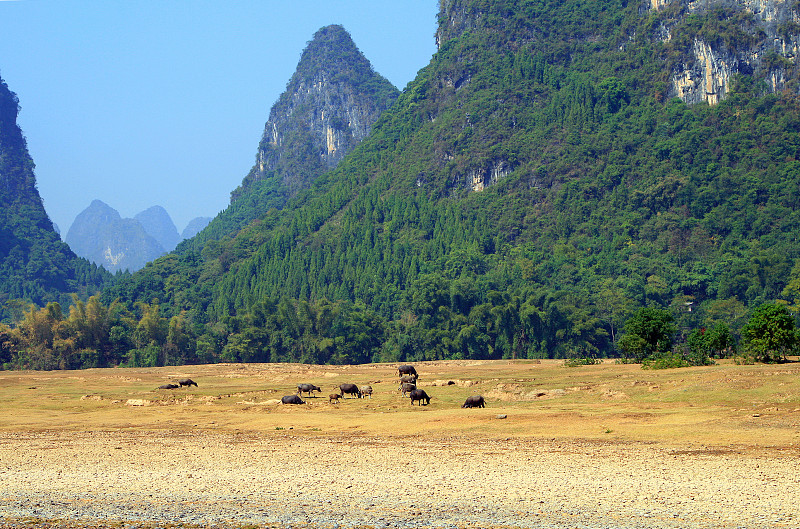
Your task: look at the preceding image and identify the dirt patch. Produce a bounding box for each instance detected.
[486,383,567,401]
[427,379,478,387]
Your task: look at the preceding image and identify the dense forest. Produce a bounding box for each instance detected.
[5,0,800,369]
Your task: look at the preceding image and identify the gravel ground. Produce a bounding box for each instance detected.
[0,430,798,529]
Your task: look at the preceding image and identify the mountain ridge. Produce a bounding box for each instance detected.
[100,0,800,363]
[66,201,207,273]
[65,200,166,273]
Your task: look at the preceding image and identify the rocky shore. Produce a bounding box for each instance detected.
[0,430,797,529]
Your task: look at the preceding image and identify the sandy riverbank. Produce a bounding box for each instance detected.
[0,429,797,529]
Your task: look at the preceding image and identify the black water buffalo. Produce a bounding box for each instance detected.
[399,382,416,396]
[409,388,431,406]
[397,365,418,378]
[461,395,486,408]
[400,374,418,384]
[339,383,362,398]
[177,378,198,387]
[281,395,305,405]
[359,385,373,398]
[157,383,179,390]
[297,383,322,397]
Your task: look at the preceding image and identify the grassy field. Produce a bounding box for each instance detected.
[1,359,799,449]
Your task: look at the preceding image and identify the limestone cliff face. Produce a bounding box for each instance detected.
[436,0,489,50]
[437,0,799,106]
[648,0,800,104]
[232,25,399,201]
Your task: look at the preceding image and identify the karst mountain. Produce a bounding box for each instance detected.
[6,0,800,365]
[107,0,800,363]
[180,24,400,252]
[0,76,110,320]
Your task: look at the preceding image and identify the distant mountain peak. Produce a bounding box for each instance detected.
[134,205,179,252]
[180,217,212,240]
[66,201,167,273]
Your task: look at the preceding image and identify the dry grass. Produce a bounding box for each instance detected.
[2,359,800,450]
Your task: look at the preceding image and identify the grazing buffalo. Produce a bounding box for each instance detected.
[338,383,362,398]
[409,388,431,406]
[157,383,179,390]
[297,383,322,397]
[329,393,341,404]
[177,378,198,387]
[281,395,305,405]
[397,365,418,379]
[461,395,486,408]
[399,382,416,396]
[400,374,418,384]
[359,385,373,399]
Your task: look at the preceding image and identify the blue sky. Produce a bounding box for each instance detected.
[0,0,438,235]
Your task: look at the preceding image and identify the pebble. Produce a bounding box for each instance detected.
[0,430,797,529]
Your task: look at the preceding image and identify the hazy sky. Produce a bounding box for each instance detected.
[0,0,438,235]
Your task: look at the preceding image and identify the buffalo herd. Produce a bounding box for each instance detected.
[156,378,196,390]
[156,364,486,410]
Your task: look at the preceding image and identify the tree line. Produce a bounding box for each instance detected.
[2,287,797,371]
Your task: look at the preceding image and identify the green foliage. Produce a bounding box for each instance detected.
[687,322,735,361]
[618,308,676,363]
[641,351,692,370]
[741,303,798,362]
[563,356,602,367]
[14,0,800,369]
[0,76,113,323]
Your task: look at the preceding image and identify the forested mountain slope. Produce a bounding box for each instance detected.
[105,0,800,364]
[179,25,399,253]
[0,76,110,321]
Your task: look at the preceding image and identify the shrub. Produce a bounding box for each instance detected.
[564,356,602,367]
[642,352,691,369]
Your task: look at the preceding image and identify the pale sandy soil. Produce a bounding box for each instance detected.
[1,429,798,529]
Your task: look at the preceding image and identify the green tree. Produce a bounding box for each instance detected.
[741,303,797,362]
[618,307,676,362]
[705,322,735,358]
[686,328,715,366]
[0,323,16,367]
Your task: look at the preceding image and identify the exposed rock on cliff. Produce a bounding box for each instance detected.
[436,0,490,49]
[232,24,399,201]
[649,0,800,104]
